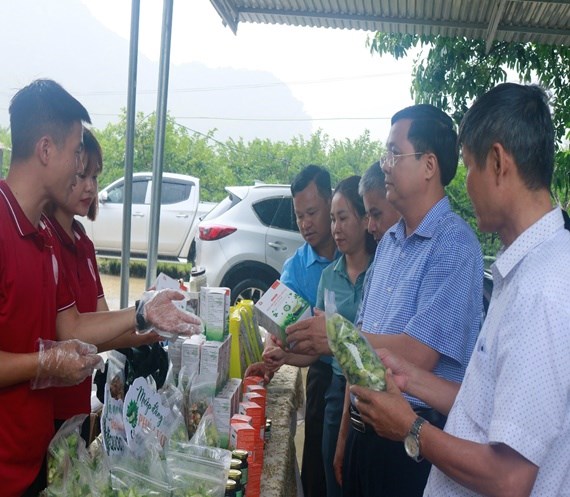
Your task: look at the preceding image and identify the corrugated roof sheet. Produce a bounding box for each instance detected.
[209,0,570,48]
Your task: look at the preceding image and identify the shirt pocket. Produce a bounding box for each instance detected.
[456,335,495,434]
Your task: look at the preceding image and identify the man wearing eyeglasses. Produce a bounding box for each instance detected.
[335,105,484,497]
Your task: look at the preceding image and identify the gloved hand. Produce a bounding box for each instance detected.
[136,289,203,338]
[31,338,104,390]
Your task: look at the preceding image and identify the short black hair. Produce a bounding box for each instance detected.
[334,175,376,255]
[391,104,458,187]
[458,83,554,191]
[83,128,103,221]
[359,161,386,196]
[9,79,91,161]
[291,164,331,200]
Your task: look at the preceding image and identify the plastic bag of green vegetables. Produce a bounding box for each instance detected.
[167,444,231,497]
[110,466,171,496]
[324,289,386,391]
[44,414,93,496]
[185,375,215,440]
[190,405,220,447]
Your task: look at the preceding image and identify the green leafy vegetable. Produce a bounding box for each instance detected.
[326,312,386,391]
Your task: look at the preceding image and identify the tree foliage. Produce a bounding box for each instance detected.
[0,126,11,178]
[95,111,382,202]
[0,113,502,255]
[368,33,570,210]
[368,34,570,140]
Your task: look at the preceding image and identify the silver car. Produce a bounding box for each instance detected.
[195,184,304,303]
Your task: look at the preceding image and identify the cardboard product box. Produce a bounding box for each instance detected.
[186,291,200,316]
[167,336,185,380]
[247,461,263,497]
[213,378,242,448]
[239,401,264,442]
[200,335,231,392]
[244,392,266,420]
[242,375,264,392]
[230,422,256,451]
[254,280,311,344]
[200,287,230,341]
[180,334,204,379]
[231,413,253,426]
[225,378,243,413]
[245,384,267,397]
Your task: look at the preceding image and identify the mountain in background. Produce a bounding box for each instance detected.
[0,0,311,142]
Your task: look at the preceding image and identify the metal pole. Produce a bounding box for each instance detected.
[146,0,174,288]
[120,0,141,308]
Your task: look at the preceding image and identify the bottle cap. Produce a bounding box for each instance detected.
[191,266,206,277]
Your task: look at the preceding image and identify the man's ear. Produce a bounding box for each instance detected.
[489,143,511,185]
[36,136,52,166]
[423,152,438,181]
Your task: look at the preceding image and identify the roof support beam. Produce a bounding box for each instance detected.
[210,0,240,33]
[240,7,488,31]
[485,0,509,54]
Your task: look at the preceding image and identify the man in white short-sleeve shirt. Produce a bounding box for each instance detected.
[349,82,570,496]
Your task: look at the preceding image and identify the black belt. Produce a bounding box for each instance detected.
[349,404,447,433]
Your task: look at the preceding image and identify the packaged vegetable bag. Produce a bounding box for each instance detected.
[44,414,97,496]
[324,289,386,391]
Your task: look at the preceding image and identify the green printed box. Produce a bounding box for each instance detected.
[254,280,311,345]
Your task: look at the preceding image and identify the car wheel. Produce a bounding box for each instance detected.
[231,277,271,305]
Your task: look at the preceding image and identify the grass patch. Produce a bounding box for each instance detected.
[97,257,192,281]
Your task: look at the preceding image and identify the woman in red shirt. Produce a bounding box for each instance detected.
[46,128,158,440]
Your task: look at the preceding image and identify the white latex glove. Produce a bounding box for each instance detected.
[31,338,104,390]
[136,289,204,338]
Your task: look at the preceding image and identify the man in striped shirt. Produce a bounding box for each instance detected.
[336,104,483,497]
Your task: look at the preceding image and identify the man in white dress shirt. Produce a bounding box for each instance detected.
[349,82,570,497]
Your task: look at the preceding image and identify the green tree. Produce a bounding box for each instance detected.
[0,126,11,178]
[368,34,570,141]
[326,130,384,183]
[369,33,570,247]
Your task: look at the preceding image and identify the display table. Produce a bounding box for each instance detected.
[260,365,304,497]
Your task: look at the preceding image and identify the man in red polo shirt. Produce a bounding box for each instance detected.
[0,79,201,497]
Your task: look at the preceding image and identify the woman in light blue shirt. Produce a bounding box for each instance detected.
[315,175,375,497]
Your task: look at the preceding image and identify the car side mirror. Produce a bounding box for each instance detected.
[99,191,108,204]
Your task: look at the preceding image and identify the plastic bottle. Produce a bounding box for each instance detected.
[189,266,207,292]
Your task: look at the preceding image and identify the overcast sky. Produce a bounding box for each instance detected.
[81,0,417,143]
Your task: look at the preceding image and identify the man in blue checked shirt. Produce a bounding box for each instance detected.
[336,104,484,497]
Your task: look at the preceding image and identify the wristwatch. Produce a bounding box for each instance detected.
[404,416,427,462]
[134,299,147,332]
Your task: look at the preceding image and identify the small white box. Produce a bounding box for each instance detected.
[254,280,311,344]
[181,334,204,378]
[200,335,231,392]
[200,287,230,341]
[213,378,242,448]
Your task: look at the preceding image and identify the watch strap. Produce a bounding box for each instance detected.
[407,416,427,462]
[135,299,147,331]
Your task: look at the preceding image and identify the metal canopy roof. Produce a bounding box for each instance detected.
[209,0,570,49]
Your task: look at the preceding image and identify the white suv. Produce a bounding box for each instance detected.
[194,184,304,303]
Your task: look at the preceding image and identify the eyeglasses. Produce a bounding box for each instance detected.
[380,151,425,170]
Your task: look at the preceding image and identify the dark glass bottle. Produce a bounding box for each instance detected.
[225,478,237,497]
